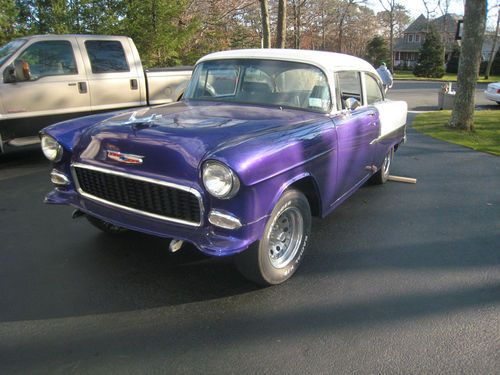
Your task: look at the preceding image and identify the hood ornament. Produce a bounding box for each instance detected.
[126,112,162,130]
[106,150,144,165]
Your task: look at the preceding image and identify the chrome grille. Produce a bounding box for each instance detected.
[72,164,202,226]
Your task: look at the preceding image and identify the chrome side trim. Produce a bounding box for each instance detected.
[71,162,204,227]
[370,124,407,145]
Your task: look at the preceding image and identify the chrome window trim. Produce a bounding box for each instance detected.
[71,162,204,227]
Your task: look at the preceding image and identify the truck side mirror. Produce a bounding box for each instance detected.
[3,64,16,83]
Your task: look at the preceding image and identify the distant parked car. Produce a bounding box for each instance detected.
[484,82,500,105]
[41,49,407,286]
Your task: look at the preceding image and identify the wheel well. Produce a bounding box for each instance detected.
[289,176,322,217]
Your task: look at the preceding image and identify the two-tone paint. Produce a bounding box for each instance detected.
[43,50,407,257]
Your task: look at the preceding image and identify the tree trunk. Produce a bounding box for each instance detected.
[448,0,487,131]
[389,12,394,71]
[259,0,271,48]
[338,15,345,52]
[485,9,499,79]
[321,8,326,50]
[276,0,287,48]
[292,0,305,49]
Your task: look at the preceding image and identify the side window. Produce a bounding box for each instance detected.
[337,71,362,109]
[15,41,77,79]
[365,74,384,104]
[85,41,130,74]
[192,64,239,97]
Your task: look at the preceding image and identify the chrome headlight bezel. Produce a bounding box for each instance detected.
[41,134,63,162]
[202,160,240,199]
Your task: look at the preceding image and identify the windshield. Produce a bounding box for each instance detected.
[0,39,26,66]
[185,59,331,113]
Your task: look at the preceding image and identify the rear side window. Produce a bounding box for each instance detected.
[85,40,130,73]
[16,41,77,79]
[365,74,384,104]
[337,71,362,109]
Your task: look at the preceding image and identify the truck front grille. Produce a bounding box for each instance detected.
[73,164,202,226]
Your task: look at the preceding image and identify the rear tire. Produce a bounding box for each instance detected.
[86,215,128,235]
[371,147,393,185]
[235,189,311,286]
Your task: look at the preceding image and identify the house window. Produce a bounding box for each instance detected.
[415,34,421,43]
[408,34,414,43]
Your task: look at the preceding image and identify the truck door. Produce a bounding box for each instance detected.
[78,38,144,112]
[333,71,379,196]
[0,37,90,140]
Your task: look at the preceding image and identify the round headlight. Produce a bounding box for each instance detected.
[202,161,240,199]
[41,135,63,162]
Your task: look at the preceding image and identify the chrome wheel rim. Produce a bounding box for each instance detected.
[268,207,303,269]
[382,150,392,177]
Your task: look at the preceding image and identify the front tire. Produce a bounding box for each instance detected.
[235,189,311,286]
[86,215,128,235]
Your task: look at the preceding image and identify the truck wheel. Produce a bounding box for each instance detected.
[235,189,311,286]
[86,215,128,234]
[371,147,393,185]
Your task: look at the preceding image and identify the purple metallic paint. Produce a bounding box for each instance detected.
[43,99,405,256]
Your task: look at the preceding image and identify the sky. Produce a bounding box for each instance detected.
[367,0,499,28]
[367,0,464,19]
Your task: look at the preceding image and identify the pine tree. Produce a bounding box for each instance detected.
[413,24,445,78]
[365,36,390,67]
[446,45,460,73]
[492,48,500,75]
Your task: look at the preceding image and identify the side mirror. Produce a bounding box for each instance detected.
[3,64,16,83]
[14,60,31,81]
[345,97,361,111]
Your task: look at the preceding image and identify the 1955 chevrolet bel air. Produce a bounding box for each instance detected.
[41,49,407,286]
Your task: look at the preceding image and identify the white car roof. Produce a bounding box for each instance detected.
[197,49,377,76]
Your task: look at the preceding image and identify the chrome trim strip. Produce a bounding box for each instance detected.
[71,162,204,227]
[370,124,406,145]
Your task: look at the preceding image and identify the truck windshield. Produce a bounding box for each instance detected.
[0,39,26,66]
[184,59,331,113]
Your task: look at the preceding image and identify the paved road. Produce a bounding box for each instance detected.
[387,80,497,110]
[0,84,499,373]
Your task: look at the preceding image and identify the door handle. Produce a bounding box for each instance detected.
[130,79,138,90]
[78,82,87,94]
[368,112,376,117]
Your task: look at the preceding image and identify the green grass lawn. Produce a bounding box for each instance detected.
[412,110,500,156]
[394,71,500,84]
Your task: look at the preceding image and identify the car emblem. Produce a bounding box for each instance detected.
[106,150,144,165]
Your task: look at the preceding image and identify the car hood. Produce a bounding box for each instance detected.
[72,101,325,186]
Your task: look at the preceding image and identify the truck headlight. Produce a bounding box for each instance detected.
[41,135,63,162]
[202,161,240,199]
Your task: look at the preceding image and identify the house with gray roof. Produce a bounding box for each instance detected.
[394,14,459,69]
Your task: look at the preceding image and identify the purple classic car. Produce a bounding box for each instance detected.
[41,49,407,286]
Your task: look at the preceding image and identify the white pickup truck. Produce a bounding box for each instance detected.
[0,34,192,153]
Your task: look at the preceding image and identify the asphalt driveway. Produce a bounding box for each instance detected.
[0,88,498,373]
